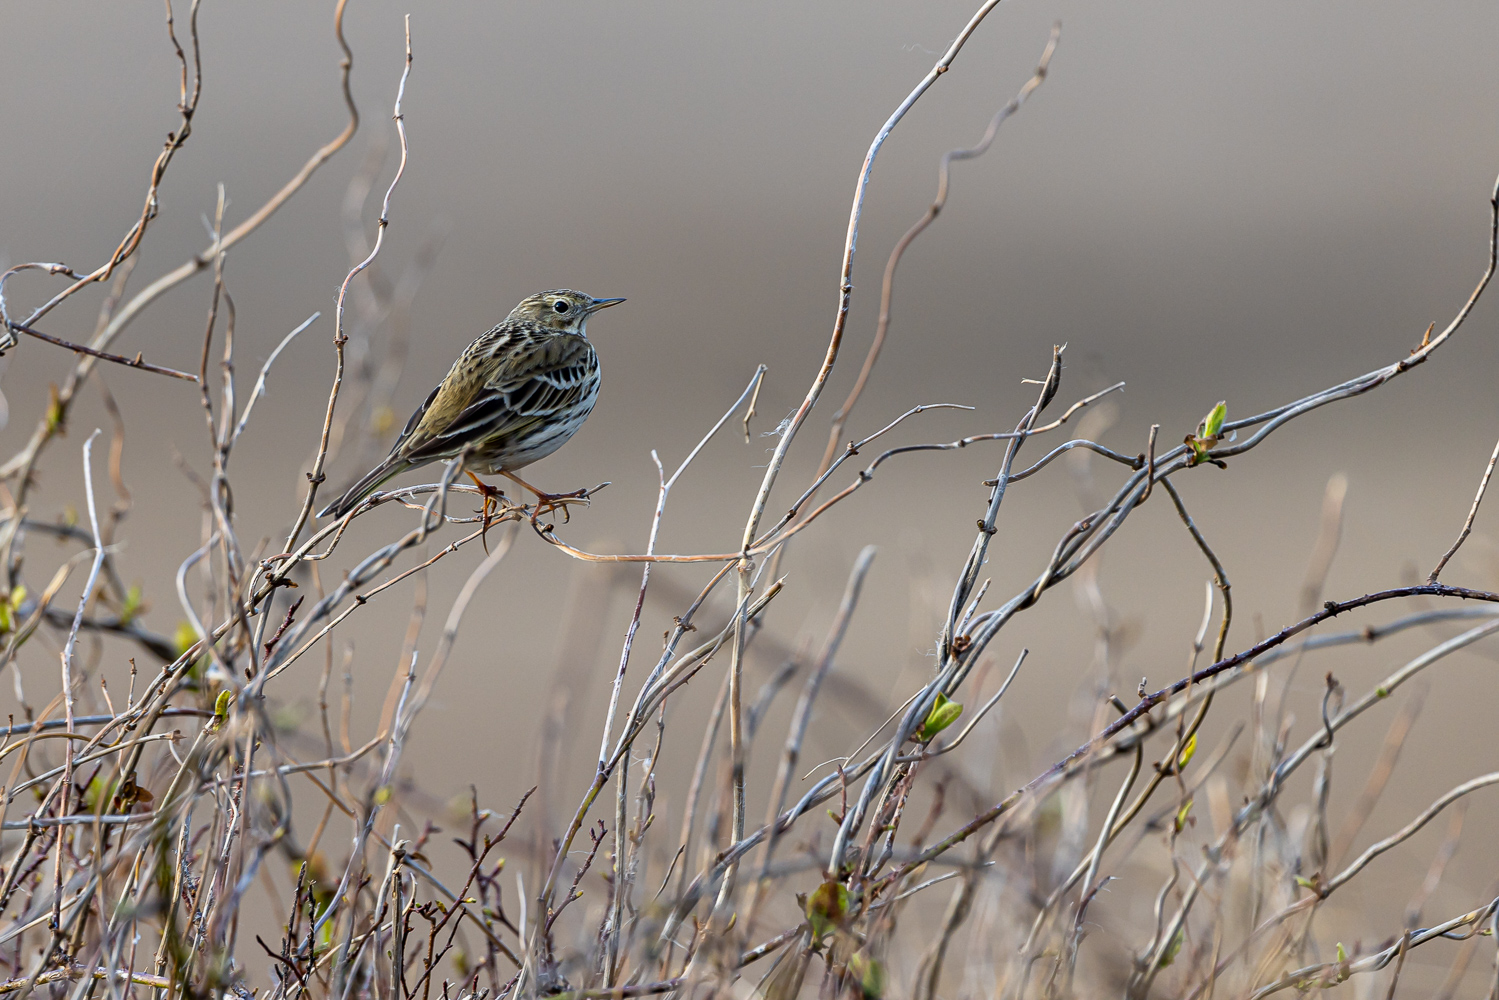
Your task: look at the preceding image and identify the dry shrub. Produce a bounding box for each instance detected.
[0,4,1496,999]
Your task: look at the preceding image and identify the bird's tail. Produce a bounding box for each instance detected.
[318,458,408,518]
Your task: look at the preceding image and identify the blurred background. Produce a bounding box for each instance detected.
[2,0,1498,990]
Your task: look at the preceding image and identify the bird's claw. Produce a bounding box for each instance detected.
[466,473,514,553]
[527,487,593,525]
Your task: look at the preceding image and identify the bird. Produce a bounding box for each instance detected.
[318,289,624,520]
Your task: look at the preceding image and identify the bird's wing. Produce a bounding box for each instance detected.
[403,334,596,463]
[396,384,442,443]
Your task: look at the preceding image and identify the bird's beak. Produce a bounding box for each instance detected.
[587,297,626,312]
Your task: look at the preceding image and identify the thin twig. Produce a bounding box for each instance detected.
[813,23,1060,482]
[3,321,197,381]
[1431,429,1499,580]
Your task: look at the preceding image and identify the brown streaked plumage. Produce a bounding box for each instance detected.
[318,289,623,518]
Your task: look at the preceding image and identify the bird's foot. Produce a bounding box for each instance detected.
[497,472,610,532]
[466,473,517,552]
[528,486,594,525]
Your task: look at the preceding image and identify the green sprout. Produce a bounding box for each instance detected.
[1186,400,1228,466]
[917,692,963,742]
[806,880,850,942]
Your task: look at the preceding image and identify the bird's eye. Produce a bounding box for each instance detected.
[553,300,571,314]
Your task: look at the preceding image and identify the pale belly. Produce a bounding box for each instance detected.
[480,380,600,473]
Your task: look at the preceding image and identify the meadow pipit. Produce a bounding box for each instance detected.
[319,289,623,519]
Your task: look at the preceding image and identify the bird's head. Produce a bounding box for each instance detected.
[508,289,625,335]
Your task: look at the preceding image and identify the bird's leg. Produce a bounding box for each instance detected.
[499,470,592,524]
[466,471,509,551]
